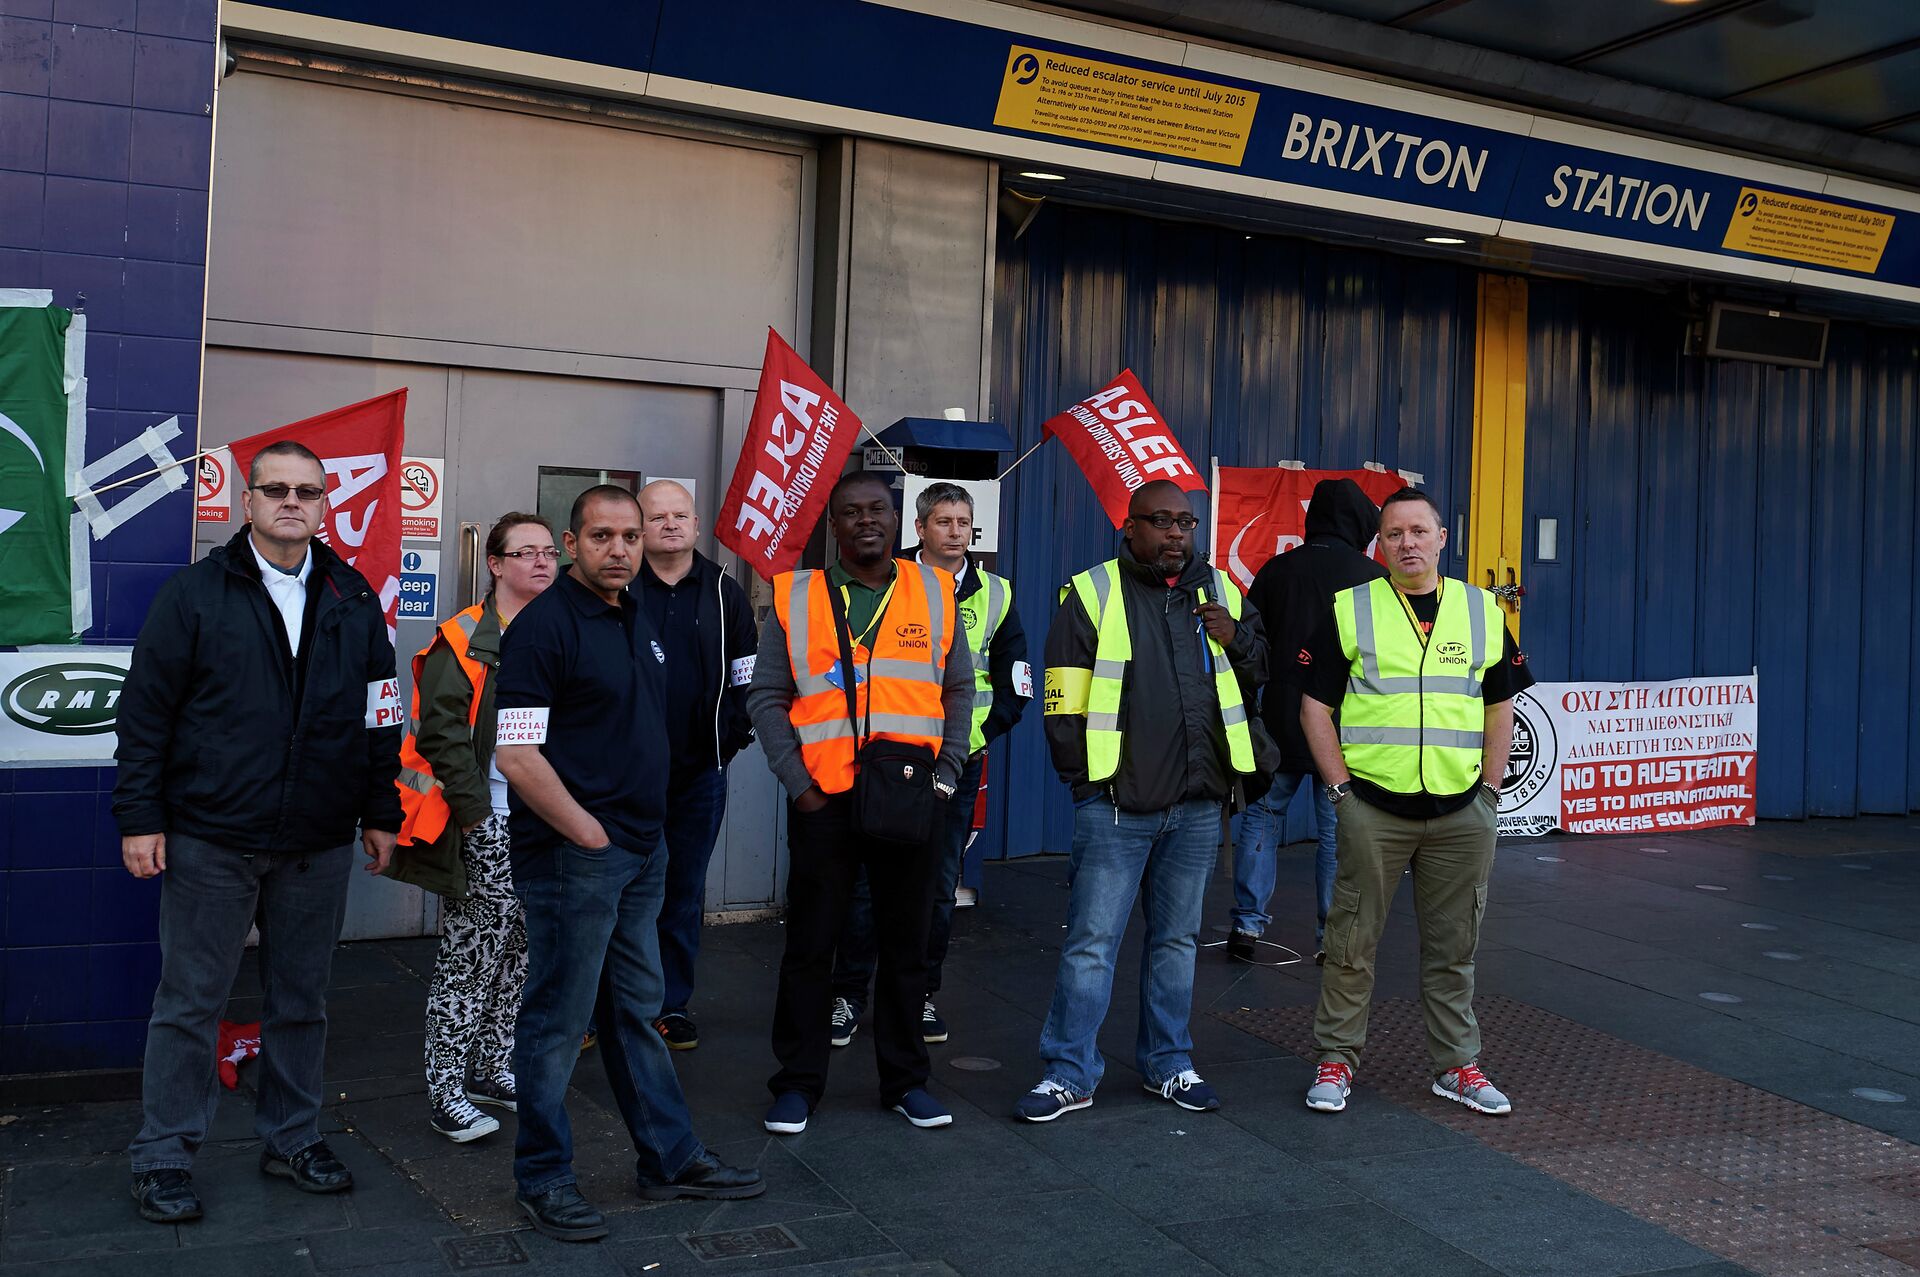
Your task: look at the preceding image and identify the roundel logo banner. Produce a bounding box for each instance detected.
[0,651,134,760]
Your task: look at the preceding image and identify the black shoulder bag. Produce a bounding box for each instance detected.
[827,580,939,845]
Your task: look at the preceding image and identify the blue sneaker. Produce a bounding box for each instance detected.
[890,1087,953,1129]
[1013,1079,1093,1122]
[763,1092,810,1135]
[1145,1069,1221,1112]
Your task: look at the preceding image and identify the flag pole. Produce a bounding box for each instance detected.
[994,437,1047,482]
[73,447,215,498]
[858,423,906,473]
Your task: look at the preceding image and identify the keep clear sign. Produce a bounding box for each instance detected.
[398,548,439,620]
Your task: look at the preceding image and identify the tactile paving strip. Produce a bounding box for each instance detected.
[1219,996,1920,1276]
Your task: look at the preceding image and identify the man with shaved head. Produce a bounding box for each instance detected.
[636,479,758,1052]
[1016,479,1268,1122]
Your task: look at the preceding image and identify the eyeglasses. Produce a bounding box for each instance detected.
[250,483,327,502]
[1133,512,1199,531]
[498,548,562,561]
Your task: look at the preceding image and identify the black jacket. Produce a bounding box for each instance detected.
[1249,478,1388,773]
[1044,547,1268,812]
[953,557,1031,750]
[649,549,757,771]
[112,525,405,851]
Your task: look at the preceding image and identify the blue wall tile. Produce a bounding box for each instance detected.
[136,0,213,39]
[3,946,90,1025]
[119,255,201,337]
[8,792,90,869]
[40,250,125,335]
[53,0,134,28]
[0,246,42,284]
[131,34,213,114]
[123,181,204,262]
[92,788,122,867]
[13,765,103,792]
[0,872,8,942]
[0,166,44,248]
[0,1023,134,1072]
[114,333,198,410]
[44,98,129,180]
[0,18,52,95]
[0,91,50,170]
[49,21,134,105]
[42,173,127,256]
[91,867,158,943]
[6,869,94,947]
[91,485,191,567]
[87,942,158,1020]
[127,107,206,187]
[104,559,181,639]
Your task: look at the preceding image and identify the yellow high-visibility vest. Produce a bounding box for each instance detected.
[955,568,1013,754]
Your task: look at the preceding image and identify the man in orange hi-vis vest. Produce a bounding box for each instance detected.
[747,471,976,1137]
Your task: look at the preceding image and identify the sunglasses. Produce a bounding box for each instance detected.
[250,483,327,503]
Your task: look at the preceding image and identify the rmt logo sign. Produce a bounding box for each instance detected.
[2,662,125,736]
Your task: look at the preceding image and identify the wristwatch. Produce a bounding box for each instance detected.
[1480,781,1501,801]
[1325,781,1353,805]
[933,777,957,800]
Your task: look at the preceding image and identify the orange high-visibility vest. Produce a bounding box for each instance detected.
[774,560,954,795]
[395,604,489,846]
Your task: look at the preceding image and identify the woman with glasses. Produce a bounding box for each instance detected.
[388,513,559,1141]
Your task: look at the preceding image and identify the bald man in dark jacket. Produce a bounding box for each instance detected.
[1224,478,1387,962]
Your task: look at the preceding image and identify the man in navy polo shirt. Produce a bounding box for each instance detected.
[494,484,762,1243]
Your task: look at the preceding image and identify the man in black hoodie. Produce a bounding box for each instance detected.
[1226,479,1386,963]
[635,480,758,1052]
[114,441,403,1223]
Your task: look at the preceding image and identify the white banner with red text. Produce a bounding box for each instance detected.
[1497,673,1758,838]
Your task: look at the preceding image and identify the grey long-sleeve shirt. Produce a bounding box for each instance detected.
[746,603,975,799]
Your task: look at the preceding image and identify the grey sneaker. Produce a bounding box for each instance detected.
[1432,1062,1511,1115]
[830,997,858,1048]
[1306,1060,1352,1112]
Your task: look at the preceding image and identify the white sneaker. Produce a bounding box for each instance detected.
[1433,1062,1511,1115]
[1306,1060,1352,1113]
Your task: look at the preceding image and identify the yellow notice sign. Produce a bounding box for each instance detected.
[993,46,1258,167]
[1721,187,1895,274]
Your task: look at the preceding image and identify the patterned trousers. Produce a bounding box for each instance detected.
[424,814,528,1104]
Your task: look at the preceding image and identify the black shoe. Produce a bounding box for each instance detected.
[1227,929,1258,962]
[654,1012,699,1051]
[516,1183,609,1242]
[131,1169,202,1223]
[638,1151,766,1202]
[259,1141,353,1194]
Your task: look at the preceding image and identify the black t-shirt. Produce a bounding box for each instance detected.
[1294,584,1534,819]
[495,571,670,871]
[640,561,707,773]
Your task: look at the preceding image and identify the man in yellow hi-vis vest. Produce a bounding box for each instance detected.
[1296,488,1534,1118]
[1015,480,1267,1123]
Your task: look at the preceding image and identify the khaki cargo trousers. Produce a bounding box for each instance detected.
[1313,787,1497,1074]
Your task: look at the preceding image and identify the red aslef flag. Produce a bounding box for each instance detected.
[1212,466,1410,589]
[717,330,863,579]
[227,389,407,636]
[1042,370,1205,527]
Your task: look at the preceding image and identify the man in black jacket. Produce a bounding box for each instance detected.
[1015,481,1267,1123]
[636,479,758,1051]
[114,441,404,1224]
[1227,478,1387,963]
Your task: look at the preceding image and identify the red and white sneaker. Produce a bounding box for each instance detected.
[1433,1061,1512,1115]
[1306,1060,1352,1112]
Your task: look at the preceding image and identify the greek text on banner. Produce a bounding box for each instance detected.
[994,45,1258,166]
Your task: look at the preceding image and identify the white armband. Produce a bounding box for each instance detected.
[365,679,403,729]
[1011,661,1034,699]
[730,654,757,687]
[496,707,550,745]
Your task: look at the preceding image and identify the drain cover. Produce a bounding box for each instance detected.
[683,1225,802,1262]
[440,1234,529,1270]
[950,1056,1002,1071]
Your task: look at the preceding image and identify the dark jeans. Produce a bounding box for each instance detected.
[831,753,982,1009]
[512,838,701,1196]
[657,765,730,1015]
[771,792,938,1105]
[129,834,353,1172]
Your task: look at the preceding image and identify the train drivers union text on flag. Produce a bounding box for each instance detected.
[1042,371,1206,528]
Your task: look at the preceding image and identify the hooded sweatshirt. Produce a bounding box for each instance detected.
[1246,478,1389,774]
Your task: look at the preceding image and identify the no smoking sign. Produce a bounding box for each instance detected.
[196,448,231,522]
[400,456,444,540]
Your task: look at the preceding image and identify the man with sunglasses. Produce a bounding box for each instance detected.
[115,441,404,1223]
[1017,480,1267,1122]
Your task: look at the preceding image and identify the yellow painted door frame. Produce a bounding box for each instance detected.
[1468,273,1527,636]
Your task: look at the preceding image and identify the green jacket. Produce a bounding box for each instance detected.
[385,600,505,898]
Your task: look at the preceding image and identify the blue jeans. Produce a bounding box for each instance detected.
[512,839,701,1196]
[831,753,983,1006]
[657,765,730,1015]
[130,835,353,1172]
[1037,796,1222,1093]
[1229,771,1339,942]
